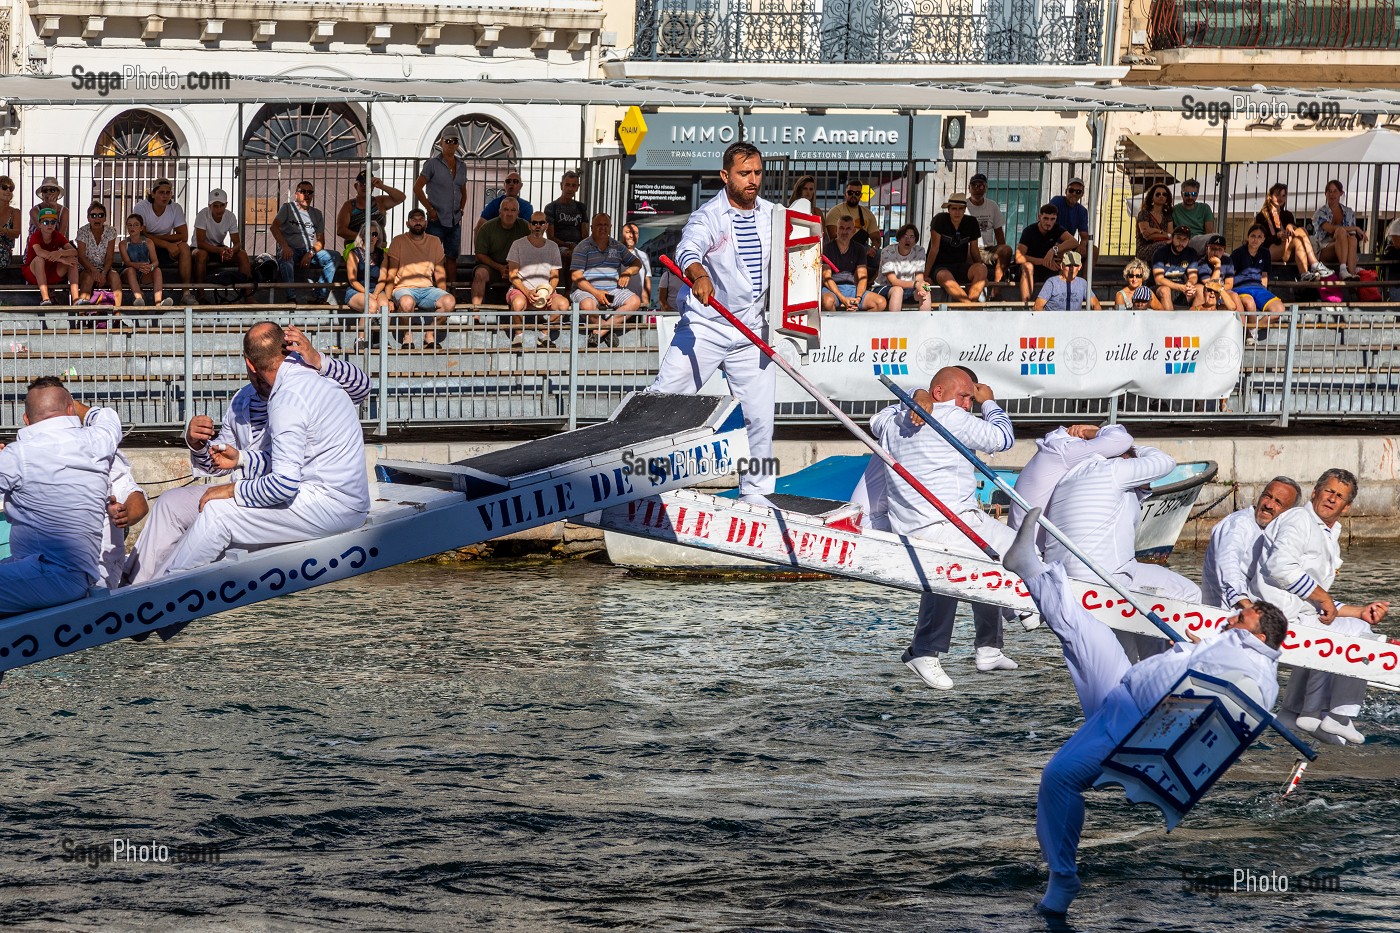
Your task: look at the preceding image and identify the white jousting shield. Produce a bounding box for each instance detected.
[769,201,823,353]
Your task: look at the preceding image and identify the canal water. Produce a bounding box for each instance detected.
[5,546,1400,931]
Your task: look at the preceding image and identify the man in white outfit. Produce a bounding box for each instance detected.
[872,366,1018,690]
[648,142,776,505]
[159,321,371,574]
[1255,469,1389,744]
[1044,441,1200,662]
[0,380,123,615]
[1009,423,1134,539]
[1199,476,1300,610]
[125,326,369,586]
[1003,508,1286,919]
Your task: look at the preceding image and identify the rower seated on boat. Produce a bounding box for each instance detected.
[125,325,370,585]
[157,321,371,575]
[0,379,123,615]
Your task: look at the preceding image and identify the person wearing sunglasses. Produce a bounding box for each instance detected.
[29,176,69,239]
[1134,184,1173,261]
[506,212,569,347]
[347,222,392,348]
[824,178,882,260]
[271,181,338,304]
[413,132,468,286]
[1171,178,1216,254]
[475,171,533,236]
[1113,259,1159,309]
[75,201,121,309]
[0,175,21,272]
[24,206,80,307]
[1049,177,1096,265]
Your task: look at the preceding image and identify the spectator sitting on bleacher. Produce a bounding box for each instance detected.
[1130,286,1155,310]
[0,175,21,273]
[874,224,930,312]
[826,178,882,261]
[1152,225,1200,309]
[1313,179,1367,280]
[1113,259,1161,309]
[506,211,569,348]
[621,222,651,309]
[1384,215,1400,297]
[1049,178,1097,264]
[75,202,120,309]
[29,176,70,239]
[570,212,642,347]
[476,172,533,235]
[347,221,392,348]
[822,215,885,312]
[1135,184,1173,261]
[271,180,338,305]
[388,208,455,351]
[966,173,1012,283]
[658,267,682,313]
[120,213,166,307]
[25,206,79,307]
[545,170,588,270]
[927,194,988,305]
[336,171,406,246]
[472,196,529,314]
[192,188,253,303]
[1231,224,1285,345]
[1195,235,1239,312]
[1034,250,1099,311]
[790,175,817,211]
[1172,178,1216,254]
[133,178,195,305]
[1016,203,1078,302]
[1256,183,1331,280]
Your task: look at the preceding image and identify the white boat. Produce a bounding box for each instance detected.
[583,489,1400,690]
[603,455,1218,575]
[0,392,749,678]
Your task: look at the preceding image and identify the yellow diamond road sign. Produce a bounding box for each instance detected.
[619,106,648,156]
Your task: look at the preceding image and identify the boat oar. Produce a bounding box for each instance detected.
[659,255,1000,560]
[879,375,1180,641]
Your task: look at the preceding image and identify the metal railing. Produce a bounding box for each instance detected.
[632,0,1105,65]
[2,304,1400,433]
[1148,0,1400,50]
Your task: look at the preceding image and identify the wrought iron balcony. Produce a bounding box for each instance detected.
[631,0,1105,66]
[1148,0,1400,50]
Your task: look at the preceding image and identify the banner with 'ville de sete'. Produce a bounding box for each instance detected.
[656,311,1244,401]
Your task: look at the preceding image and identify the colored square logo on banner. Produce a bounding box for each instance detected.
[873,363,909,376]
[1021,363,1056,375]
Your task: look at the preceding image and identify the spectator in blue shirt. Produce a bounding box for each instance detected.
[1195,235,1239,311]
[1048,178,1096,263]
[1033,250,1100,310]
[570,212,641,346]
[476,172,534,234]
[1151,225,1200,309]
[1230,224,1284,344]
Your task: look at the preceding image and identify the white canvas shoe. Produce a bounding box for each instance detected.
[975,646,1019,672]
[905,654,954,690]
[1018,611,1043,632]
[1320,714,1366,745]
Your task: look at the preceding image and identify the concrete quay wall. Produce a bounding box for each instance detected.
[116,434,1400,550]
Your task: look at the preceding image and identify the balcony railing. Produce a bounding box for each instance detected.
[1149,0,1400,50]
[632,0,1105,66]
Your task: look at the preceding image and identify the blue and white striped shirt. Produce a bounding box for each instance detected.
[731,208,765,303]
[1044,446,1176,577]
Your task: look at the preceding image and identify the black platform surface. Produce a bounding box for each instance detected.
[768,494,850,516]
[453,394,730,478]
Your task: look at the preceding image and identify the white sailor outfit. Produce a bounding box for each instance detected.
[126,355,370,585]
[1009,424,1134,540]
[161,359,372,574]
[1200,506,1265,610]
[872,397,1017,661]
[100,452,143,589]
[648,190,777,499]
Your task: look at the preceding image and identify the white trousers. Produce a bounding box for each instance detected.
[1026,562,1144,878]
[125,484,204,586]
[1281,616,1373,719]
[0,554,92,617]
[162,485,368,575]
[649,313,777,498]
[908,511,1017,659]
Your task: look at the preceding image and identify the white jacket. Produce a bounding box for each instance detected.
[675,189,774,325]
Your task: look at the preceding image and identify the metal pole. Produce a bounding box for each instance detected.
[1216,120,1229,232]
[1084,112,1103,296]
[1107,392,1119,424]
[376,301,389,436]
[567,299,581,431]
[1280,305,1298,428]
[182,305,193,423]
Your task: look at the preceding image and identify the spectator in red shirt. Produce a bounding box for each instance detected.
[24,206,80,306]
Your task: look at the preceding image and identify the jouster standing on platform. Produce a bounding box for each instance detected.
[872,366,1018,690]
[159,322,371,575]
[1043,440,1200,662]
[1002,509,1286,919]
[1199,477,1300,610]
[1254,469,1390,745]
[125,326,370,586]
[0,380,123,615]
[648,142,776,505]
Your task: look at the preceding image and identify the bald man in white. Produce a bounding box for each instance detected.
[159,321,371,575]
[0,381,123,614]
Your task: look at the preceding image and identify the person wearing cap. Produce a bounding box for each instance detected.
[1016,204,1078,303]
[336,171,406,246]
[825,178,882,260]
[1034,250,1100,311]
[927,193,988,304]
[24,205,80,306]
[29,176,69,239]
[476,172,534,235]
[965,173,1012,283]
[1049,178,1096,264]
[133,178,195,305]
[1130,285,1156,310]
[192,189,253,303]
[1194,234,1238,311]
[414,133,469,287]
[1151,225,1201,309]
[1172,178,1216,254]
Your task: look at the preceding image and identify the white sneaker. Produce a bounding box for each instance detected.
[1245,329,1258,347]
[1313,262,1334,277]
[975,646,1019,672]
[905,654,954,690]
[1320,714,1366,745]
[1294,713,1323,734]
[1018,611,1042,631]
[1338,264,1352,279]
